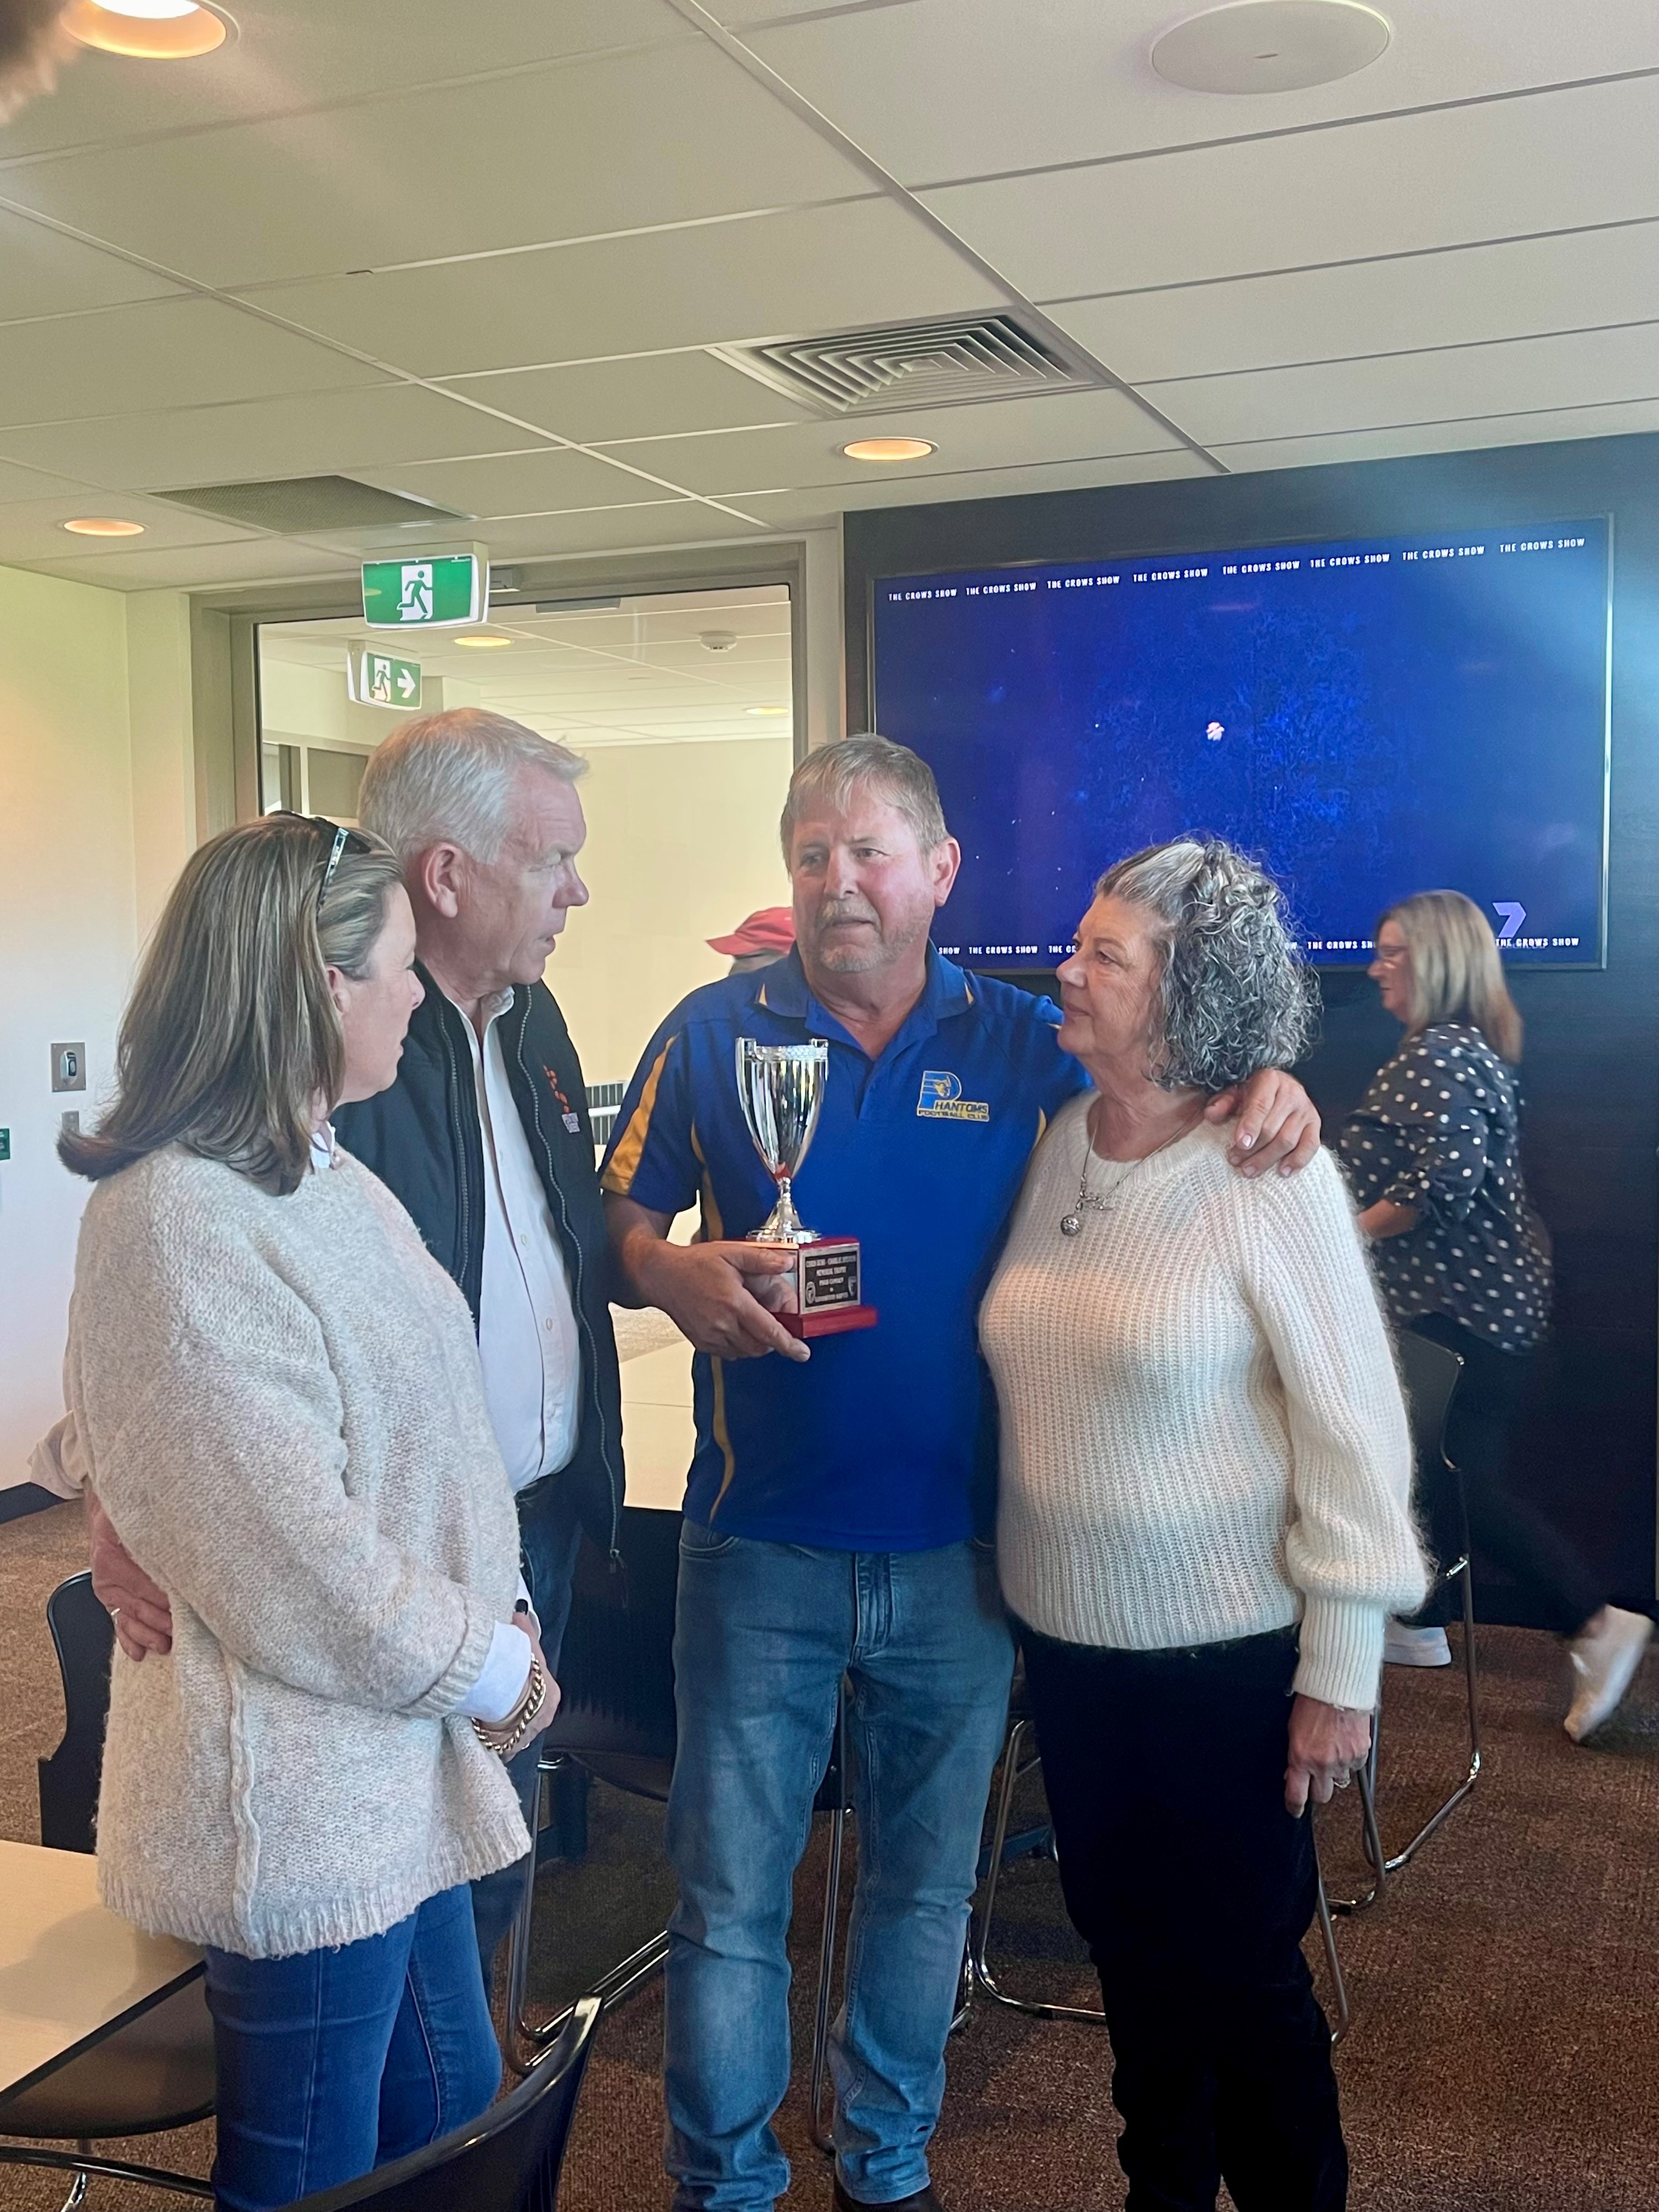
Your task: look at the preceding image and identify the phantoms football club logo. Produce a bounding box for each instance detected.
[916,1070,989,1122]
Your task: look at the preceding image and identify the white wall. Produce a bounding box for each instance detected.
[549,735,795,1090]
[0,568,138,1487]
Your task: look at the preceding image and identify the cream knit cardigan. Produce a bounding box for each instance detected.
[61,1143,530,1960]
[982,1109,1427,1713]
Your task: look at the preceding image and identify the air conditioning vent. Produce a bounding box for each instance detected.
[151,475,471,533]
[713,313,1103,417]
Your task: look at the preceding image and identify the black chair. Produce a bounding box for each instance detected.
[506,1508,854,2126]
[289,1996,599,2212]
[0,1574,216,2208]
[505,1508,681,2073]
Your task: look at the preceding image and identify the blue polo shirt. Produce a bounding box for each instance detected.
[601,949,1087,1550]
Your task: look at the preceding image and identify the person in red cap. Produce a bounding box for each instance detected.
[708,906,795,975]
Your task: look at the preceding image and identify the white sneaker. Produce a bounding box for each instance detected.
[1384,1620,1453,1668]
[1565,1606,1653,1742]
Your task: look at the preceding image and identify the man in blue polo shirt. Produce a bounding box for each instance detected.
[603,736,1317,2212]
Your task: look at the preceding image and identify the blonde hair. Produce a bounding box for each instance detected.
[1379,890,1523,1063]
[61,816,405,1196]
[779,733,947,862]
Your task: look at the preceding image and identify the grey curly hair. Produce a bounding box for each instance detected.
[1096,838,1317,1092]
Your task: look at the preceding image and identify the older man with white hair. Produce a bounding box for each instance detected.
[85,707,624,1988]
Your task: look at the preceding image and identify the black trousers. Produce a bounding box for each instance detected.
[1406,1315,1602,1637]
[1019,1622,1347,2212]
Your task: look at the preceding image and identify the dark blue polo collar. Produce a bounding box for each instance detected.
[752,945,974,1057]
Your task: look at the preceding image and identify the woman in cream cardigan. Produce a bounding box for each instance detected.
[53,815,554,2212]
[980,839,1426,2212]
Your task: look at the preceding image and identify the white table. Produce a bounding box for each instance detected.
[0,1838,202,2102]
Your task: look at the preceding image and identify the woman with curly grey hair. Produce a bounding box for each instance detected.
[980,837,1426,2212]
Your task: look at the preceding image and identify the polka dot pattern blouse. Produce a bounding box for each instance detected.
[1338,1023,1551,1355]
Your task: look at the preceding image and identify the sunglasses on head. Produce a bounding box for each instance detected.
[273,812,372,906]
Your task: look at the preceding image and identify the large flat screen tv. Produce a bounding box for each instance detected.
[871,517,1611,969]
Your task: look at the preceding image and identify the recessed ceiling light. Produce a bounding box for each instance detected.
[454,633,512,649]
[843,438,936,463]
[62,516,146,536]
[1150,1,1389,94]
[746,706,789,716]
[63,2,231,60]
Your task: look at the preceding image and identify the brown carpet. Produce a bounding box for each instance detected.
[3,1497,1656,2209]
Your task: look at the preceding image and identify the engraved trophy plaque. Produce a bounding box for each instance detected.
[735,1036,877,1339]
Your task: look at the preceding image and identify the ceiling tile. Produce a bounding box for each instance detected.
[1209,398,1659,472]
[358,447,706,520]
[736,445,1211,526]
[30,538,357,591]
[239,199,998,375]
[0,382,516,493]
[0,297,383,429]
[0,493,263,567]
[592,387,1184,495]
[0,457,114,506]
[1051,221,1659,387]
[439,350,817,444]
[439,505,770,562]
[1144,323,1659,448]
[921,76,1659,303]
[3,44,868,289]
[0,205,184,320]
[741,0,1659,185]
[0,0,689,162]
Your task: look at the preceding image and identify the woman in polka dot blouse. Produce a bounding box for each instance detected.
[1340,890,1650,1742]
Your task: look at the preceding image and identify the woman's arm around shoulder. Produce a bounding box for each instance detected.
[1214,1148,1429,1712]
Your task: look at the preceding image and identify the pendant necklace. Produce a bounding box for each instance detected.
[1060,1102,1113,1238]
[1059,1100,1203,1236]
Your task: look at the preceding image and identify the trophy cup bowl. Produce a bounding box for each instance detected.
[735,1037,877,1339]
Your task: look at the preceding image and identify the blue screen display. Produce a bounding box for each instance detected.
[872,519,1610,968]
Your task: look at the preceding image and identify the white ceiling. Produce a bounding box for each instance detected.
[0,0,1650,591]
[260,584,793,749]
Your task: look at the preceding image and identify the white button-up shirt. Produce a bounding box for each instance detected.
[460,988,583,1495]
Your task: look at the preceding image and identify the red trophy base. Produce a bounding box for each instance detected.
[755,1233,878,1340]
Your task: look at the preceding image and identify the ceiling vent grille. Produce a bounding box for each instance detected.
[714,313,1102,417]
[151,475,471,533]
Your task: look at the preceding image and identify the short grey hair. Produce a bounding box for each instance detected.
[779,733,947,862]
[358,707,586,866]
[1096,838,1317,1092]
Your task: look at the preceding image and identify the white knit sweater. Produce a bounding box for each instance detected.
[981,1107,1426,1712]
[61,1144,530,1960]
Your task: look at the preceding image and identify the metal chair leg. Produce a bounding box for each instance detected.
[968,1718,1106,2024]
[1311,1863,1351,2046]
[1379,1560,1482,1877]
[1325,1726,1389,1916]
[0,2145,210,2198]
[59,2149,89,2212]
[506,1755,670,2076]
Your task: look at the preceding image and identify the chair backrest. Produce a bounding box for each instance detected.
[545,1506,680,1765]
[1396,1331,1463,1474]
[290,1996,600,2211]
[38,1572,114,1854]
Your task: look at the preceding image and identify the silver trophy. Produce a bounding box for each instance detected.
[734,1036,876,1337]
[735,1037,826,1244]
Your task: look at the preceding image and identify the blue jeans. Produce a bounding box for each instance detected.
[470,1476,586,1988]
[664,1528,1015,2210]
[202,1883,499,2212]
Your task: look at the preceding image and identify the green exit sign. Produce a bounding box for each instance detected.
[347,650,421,709]
[362,551,485,629]
[0,1127,9,1162]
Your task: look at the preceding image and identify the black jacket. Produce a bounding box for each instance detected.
[334,967,624,1558]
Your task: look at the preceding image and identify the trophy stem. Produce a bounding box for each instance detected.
[756,1173,814,1246]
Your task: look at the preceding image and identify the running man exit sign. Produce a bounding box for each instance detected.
[362,550,486,629]
[347,650,421,708]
